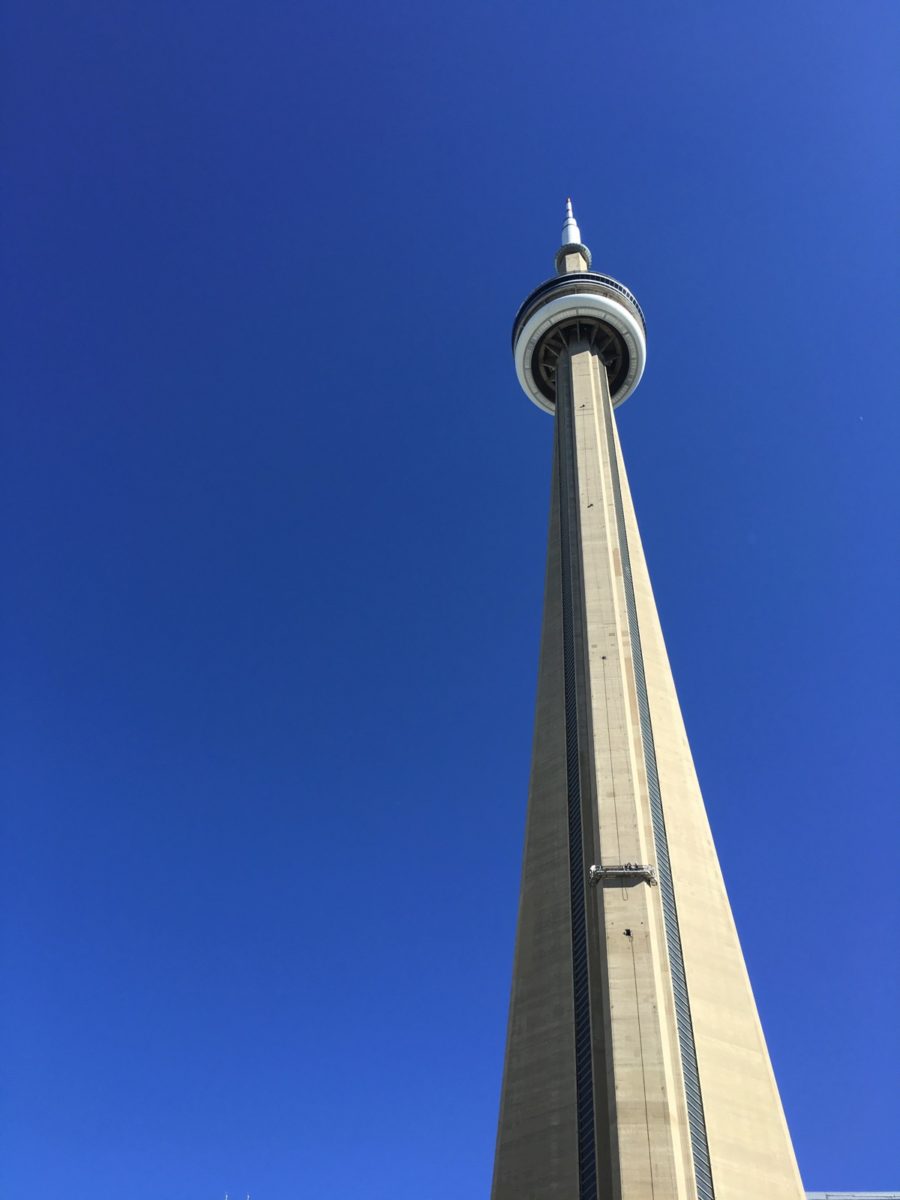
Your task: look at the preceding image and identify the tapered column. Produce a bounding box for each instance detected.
[494,342,697,1200]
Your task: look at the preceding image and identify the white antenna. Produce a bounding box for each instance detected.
[562,197,582,246]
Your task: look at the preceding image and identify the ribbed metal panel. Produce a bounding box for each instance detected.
[557,382,599,1199]
[601,391,716,1200]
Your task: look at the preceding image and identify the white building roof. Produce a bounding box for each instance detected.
[806,1193,900,1199]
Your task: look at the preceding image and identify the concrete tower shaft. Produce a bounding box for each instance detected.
[492,206,805,1200]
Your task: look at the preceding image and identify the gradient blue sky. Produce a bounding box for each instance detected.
[2,0,898,1196]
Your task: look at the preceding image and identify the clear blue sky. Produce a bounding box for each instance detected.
[2,0,898,1195]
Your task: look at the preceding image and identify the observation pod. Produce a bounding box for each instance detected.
[512,200,647,413]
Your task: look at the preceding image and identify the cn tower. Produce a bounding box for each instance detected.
[492,203,805,1200]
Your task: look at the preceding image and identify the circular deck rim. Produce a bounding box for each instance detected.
[513,276,647,413]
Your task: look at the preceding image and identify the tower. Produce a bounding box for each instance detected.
[492,203,805,1200]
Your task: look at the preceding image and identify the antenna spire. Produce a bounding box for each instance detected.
[555,198,592,273]
[562,197,582,247]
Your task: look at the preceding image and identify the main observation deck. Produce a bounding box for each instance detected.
[512,271,647,413]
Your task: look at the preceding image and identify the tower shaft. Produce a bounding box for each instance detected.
[493,338,804,1198]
